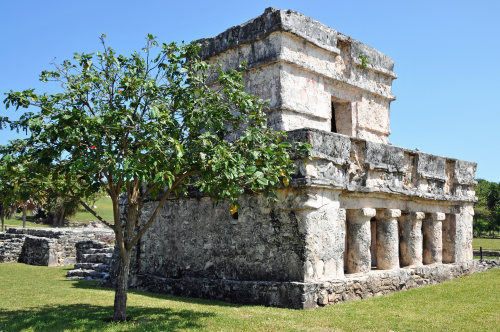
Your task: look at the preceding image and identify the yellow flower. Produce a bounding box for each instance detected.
[229,204,238,215]
[283,177,289,187]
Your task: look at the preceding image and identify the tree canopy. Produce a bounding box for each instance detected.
[2,34,309,321]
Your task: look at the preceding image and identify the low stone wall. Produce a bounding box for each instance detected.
[0,233,26,263]
[305,260,499,308]
[473,250,500,257]
[0,226,114,266]
[124,260,499,309]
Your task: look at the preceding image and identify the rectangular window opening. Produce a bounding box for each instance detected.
[331,101,337,133]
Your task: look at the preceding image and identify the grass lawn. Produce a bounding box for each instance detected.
[1,196,113,230]
[2,217,51,229]
[473,238,500,251]
[68,196,114,224]
[0,263,499,331]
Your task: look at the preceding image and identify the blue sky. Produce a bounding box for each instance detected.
[1,0,498,181]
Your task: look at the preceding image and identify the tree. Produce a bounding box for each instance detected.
[474,179,500,237]
[0,147,34,231]
[0,155,15,232]
[2,35,309,321]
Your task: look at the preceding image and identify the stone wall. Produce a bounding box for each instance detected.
[197,8,397,143]
[113,129,480,308]
[0,225,114,266]
[287,129,476,203]
[0,233,25,263]
[127,260,499,309]
[129,193,307,282]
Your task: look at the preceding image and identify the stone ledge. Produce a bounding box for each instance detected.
[109,260,498,309]
[287,128,477,202]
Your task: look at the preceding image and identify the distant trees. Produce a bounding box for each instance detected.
[474,179,500,237]
[0,145,83,228]
[0,151,32,230]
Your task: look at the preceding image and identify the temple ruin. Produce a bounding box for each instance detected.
[112,8,493,308]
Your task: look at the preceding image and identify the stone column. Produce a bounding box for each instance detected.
[346,208,376,274]
[442,213,456,263]
[370,220,377,267]
[399,211,425,266]
[456,204,474,263]
[376,209,401,270]
[423,212,445,265]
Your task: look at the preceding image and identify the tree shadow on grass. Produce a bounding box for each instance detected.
[0,303,215,331]
[68,279,245,309]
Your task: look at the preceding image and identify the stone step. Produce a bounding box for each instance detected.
[74,262,109,272]
[84,247,114,255]
[81,253,112,264]
[66,269,109,280]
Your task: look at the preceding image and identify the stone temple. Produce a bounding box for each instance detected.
[114,8,487,308]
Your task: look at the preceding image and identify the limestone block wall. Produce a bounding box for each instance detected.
[197,8,397,143]
[0,226,115,266]
[124,129,476,289]
[0,233,25,263]
[128,189,345,283]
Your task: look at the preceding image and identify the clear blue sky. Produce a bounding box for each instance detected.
[1,0,498,181]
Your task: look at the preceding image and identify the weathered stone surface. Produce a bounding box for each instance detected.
[287,129,351,165]
[399,212,424,266]
[288,129,476,203]
[454,160,477,185]
[345,208,375,273]
[0,225,114,266]
[117,260,499,309]
[198,8,396,143]
[0,233,25,263]
[423,213,445,265]
[365,141,405,172]
[67,241,114,281]
[417,153,447,182]
[376,209,400,270]
[198,8,340,59]
[302,260,499,309]
[109,128,477,308]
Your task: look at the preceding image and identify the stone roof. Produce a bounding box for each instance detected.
[196,7,395,76]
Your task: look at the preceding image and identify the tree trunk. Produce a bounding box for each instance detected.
[1,206,4,232]
[22,205,27,228]
[58,209,65,227]
[113,250,131,322]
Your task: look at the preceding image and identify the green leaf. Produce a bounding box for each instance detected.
[279,142,292,148]
[245,166,257,175]
[256,177,268,185]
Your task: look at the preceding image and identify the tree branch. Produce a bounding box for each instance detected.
[126,171,194,250]
[67,190,113,228]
